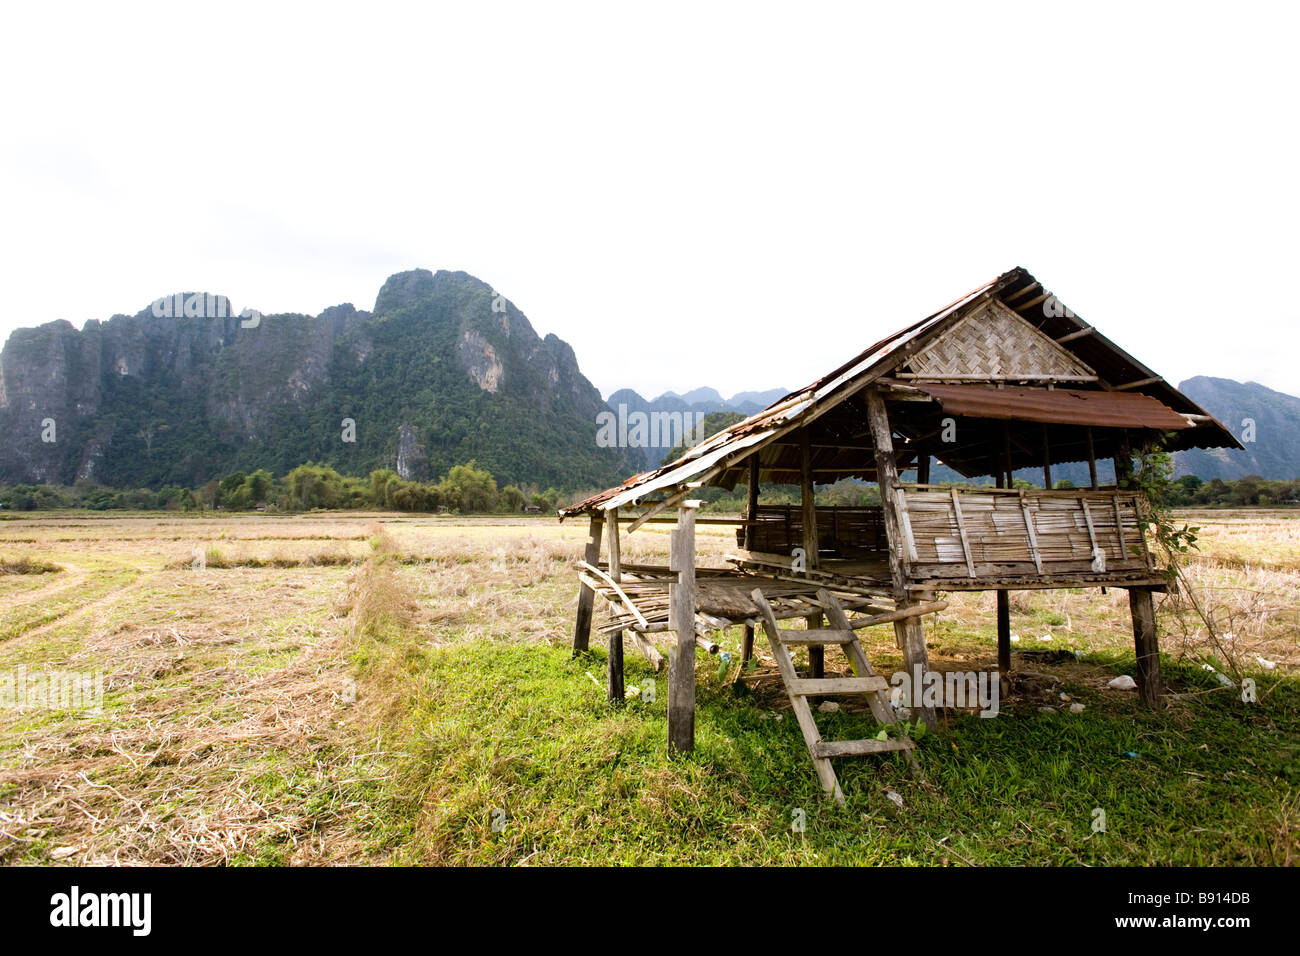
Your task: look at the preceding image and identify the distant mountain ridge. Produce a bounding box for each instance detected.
[1174,377,1300,480]
[0,270,641,490]
[603,386,788,469]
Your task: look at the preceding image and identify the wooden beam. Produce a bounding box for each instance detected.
[625,487,689,534]
[607,508,624,705]
[667,502,700,754]
[1128,587,1164,708]
[917,453,930,485]
[1115,376,1163,391]
[572,513,604,656]
[800,429,824,680]
[1055,325,1096,344]
[894,373,1097,382]
[846,600,948,629]
[865,388,936,729]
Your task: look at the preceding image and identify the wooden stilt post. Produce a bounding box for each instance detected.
[1042,424,1053,489]
[917,453,931,486]
[996,591,1011,673]
[572,512,605,656]
[740,454,759,670]
[866,389,936,728]
[606,507,624,705]
[1086,427,1098,489]
[1128,586,1164,708]
[668,501,700,754]
[1114,429,1134,490]
[1002,422,1014,487]
[800,429,824,680]
[994,471,1011,675]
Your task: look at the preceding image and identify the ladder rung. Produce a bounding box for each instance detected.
[813,738,915,758]
[788,676,888,696]
[777,628,855,645]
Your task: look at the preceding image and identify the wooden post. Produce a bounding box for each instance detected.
[668,502,700,754]
[1128,586,1164,708]
[994,472,1011,674]
[740,454,759,669]
[1086,427,1098,489]
[606,507,624,705]
[1114,430,1134,489]
[1002,422,1013,487]
[1041,424,1053,489]
[917,453,931,486]
[865,389,936,728]
[572,512,605,656]
[800,429,824,679]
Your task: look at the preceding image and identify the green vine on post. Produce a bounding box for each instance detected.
[1129,433,1240,681]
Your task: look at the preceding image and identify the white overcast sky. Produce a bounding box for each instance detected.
[1,1,1296,401]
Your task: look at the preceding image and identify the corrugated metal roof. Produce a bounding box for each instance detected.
[906,383,1196,431]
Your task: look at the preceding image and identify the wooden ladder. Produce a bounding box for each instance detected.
[751,587,915,805]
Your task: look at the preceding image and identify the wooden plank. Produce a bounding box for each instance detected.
[667,503,699,755]
[1113,492,1129,557]
[1128,587,1164,708]
[606,507,624,705]
[950,487,976,577]
[1080,497,1100,567]
[813,738,914,758]
[572,513,604,655]
[788,676,890,695]
[777,628,855,645]
[1018,495,1044,574]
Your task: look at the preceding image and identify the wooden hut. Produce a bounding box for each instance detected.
[559,267,1240,796]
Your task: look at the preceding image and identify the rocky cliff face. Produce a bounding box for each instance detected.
[0,271,638,490]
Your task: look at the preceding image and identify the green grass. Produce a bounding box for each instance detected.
[355,640,1300,866]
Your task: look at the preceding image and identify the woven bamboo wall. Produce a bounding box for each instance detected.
[738,505,888,554]
[901,488,1150,579]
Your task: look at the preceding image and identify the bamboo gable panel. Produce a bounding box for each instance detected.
[905,300,1095,380]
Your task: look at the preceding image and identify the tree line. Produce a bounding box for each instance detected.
[0,461,564,515]
[1,468,1295,515]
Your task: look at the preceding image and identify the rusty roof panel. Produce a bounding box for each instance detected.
[907,383,1196,431]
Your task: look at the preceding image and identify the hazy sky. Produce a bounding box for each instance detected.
[2,2,1296,402]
